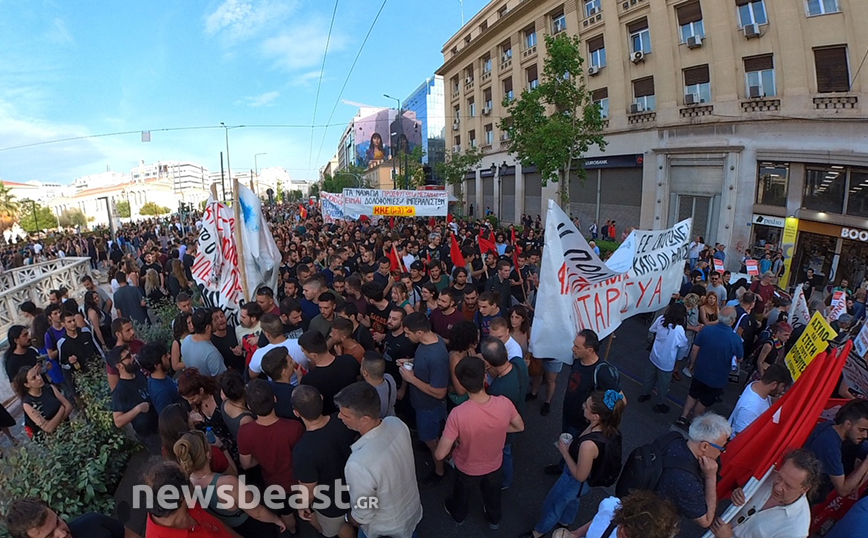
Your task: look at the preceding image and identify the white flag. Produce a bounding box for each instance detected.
[788,286,811,328]
[237,184,281,298]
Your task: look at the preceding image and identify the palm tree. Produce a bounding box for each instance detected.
[0,182,19,233]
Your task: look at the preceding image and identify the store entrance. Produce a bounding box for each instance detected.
[837,239,868,289]
[791,232,837,290]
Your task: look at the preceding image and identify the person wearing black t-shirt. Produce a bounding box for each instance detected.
[4,325,40,382]
[109,346,160,455]
[139,251,164,290]
[361,282,393,344]
[210,308,244,374]
[4,498,137,538]
[260,347,301,422]
[57,311,99,372]
[381,307,417,383]
[335,302,376,352]
[298,332,360,416]
[291,385,358,537]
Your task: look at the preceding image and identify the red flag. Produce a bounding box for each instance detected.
[299,204,307,219]
[511,228,522,255]
[716,342,851,499]
[388,244,403,272]
[450,234,465,268]
[390,217,395,229]
[429,217,436,227]
[478,229,497,256]
[447,213,453,225]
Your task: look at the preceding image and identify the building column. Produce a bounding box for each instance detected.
[514,162,524,223]
[493,169,501,219]
[475,170,483,211]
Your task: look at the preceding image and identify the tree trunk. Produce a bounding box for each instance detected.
[559,168,570,208]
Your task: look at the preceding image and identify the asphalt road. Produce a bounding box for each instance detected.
[114,314,743,538]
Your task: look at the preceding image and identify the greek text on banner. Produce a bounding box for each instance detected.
[373,206,416,217]
[784,312,837,381]
[342,188,447,217]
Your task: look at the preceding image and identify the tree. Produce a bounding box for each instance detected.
[18,200,58,232]
[398,146,427,190]
[58,208,87,228]
[309,183,320,198]
[435,145,484,206]
[116,200,131,218]
[288,190,303,202]
[139,202,171,216]
[322,173,360,193]
[0,182,19,232]
[500,33,607,206]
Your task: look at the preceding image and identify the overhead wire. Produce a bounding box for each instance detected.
[307,0,341,174]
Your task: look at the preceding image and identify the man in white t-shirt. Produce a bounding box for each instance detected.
[728,363,791,439]
[248,314,308,383]
[561,491,679,538]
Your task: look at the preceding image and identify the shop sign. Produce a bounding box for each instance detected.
[841,227,868,242]
[751,214,785,228]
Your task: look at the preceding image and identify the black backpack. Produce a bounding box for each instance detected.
[615,431,701,497]
[584,432,623,488]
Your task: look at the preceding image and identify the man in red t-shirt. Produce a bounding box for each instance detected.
[750,271,777,313]
[429,289,465,344]
[435,356,524,530]
[237,379,304,534]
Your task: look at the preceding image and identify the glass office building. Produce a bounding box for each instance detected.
[403,75,446,184]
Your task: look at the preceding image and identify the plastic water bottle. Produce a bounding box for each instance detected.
[205,427,216,444]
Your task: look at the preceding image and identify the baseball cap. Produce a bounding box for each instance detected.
[410,260,425,271]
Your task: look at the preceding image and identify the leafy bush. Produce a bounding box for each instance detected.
[134,300,178,348]
[595,239,622,257]
[0,367,139,531]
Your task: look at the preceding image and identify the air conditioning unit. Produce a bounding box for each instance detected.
[500,133,509,141]
[588,7,599,16]
[466,77,473,84]
[482,107,492,116]
[452,145,461,153]
[630,103,644,114]
[684,93,698,105]
[687,35,702,49]
[631,50,645,63]
[588,65,600,76]
[743,23,760,38]
[452,122,460,131]
[501,53,510,63]
[748,85,763,98]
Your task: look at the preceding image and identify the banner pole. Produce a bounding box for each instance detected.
[233,178,250,303]
[210,183,218,200]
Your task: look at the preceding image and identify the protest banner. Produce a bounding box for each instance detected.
[713,258,725,273]
[746,259,759,276]
[828,290,847,321]
[342,188,448,217]
[320,191,344,223]
[784,312,837,381]
[842,350,868,396]
[237,183,281,302]
[855,323,868,358]
[530,200,690,362]
[192,200,244,324]
[788,285,811,328]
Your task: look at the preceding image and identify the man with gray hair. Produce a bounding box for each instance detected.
[656,412,731,528]
[677,307,744,429]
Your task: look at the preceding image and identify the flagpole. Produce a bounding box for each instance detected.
[232,177,251,303]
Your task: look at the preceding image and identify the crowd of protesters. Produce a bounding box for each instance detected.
[2,202,867,538]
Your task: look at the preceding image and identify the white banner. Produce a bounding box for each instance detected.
[320,192,344,223]
[854,323,868,358]
[238,184,281,300]
[342,188,448,217]
[192,201,244,324]
[788,286,811,328]
[530,200,690,362]
[829,290,847,321]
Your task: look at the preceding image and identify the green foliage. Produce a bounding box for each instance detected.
[134,300,178,348]
[18,200,58,232]
[0,367,138,530]
[58,208,87,228]
[594,239,622,256]
[395,145,427,190]
[288,190,303,202]
[500,33,607,205]
[321,174,358,193]
[309,184,320,198]
[435,146,484,206]
[0,182,19,232]
[139,202,171,216]
[116,200,131,218]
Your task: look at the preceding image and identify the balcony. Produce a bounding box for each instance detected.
[521,45,538,61]
[464,78,475,92]
[582,11,603,30]
[627,110,656,125]
[451,89,460,101]
[500,57,513,71]
[741,98,780,112]
[619,0,647,15]
[481,144,493,153]
[814,96,858,109]
[680,104,714,118]
[481,71,492,83]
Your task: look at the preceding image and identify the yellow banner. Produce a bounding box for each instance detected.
[779,217,799,287]
[784,311,837,381]
[373,205,416,217]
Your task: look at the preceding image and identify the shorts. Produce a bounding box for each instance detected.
[542,359,564,374]
[315,512,347,538]
[688,378,723,408]
[415,404,446,442]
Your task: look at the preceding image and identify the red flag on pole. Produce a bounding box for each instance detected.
[478,230,497,257]
[299,204,307,219]
[716,342,851,499]
[429,216,436,228]
[447,213,453,225]
[450,234,466,268]
[388,244,404,272]
[511,228,521,255]
[390,217,395,229]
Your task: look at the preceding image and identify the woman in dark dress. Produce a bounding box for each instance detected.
[12,365,73,439]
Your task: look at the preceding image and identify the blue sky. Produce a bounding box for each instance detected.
[0,0,488,185]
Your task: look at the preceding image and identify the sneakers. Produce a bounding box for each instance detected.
[525,392,538,401]
[443,499,465,525]
[483,507,499,530]
[652,403,671,414]
[675,416,690,430]
[682,367,693,378]
[541,402,551,416]
[637,394,652,403]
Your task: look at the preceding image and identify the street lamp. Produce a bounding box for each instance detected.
[97,196,115,241]
[335,171,365,188]
[220,123,244,199]
[28,200,39,232]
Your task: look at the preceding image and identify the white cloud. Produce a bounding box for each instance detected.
[45,18,74,46]
[237,90,279,107]
[204,0,297,43]
[261,21,347,72]
[287,70,324,88]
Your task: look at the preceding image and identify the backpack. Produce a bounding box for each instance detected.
[593,361,621,390]
[583,431,623,488]
[615,431,701,497]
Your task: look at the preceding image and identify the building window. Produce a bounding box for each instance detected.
[588,35,606,68]
[451,76,460,94]
[468,98,476,117]
[804,166,846,213]
[465,35,472,44]
[485,124,494,145]
[482,55,492,74]
[744,55,776,97]
[483,87,493,110]
[480,20,489,32]
[526,65,539,90]
[592,88,609,119]
[633,77,655,111]
[848,169,868,218]
[684,64,711,103]
[503,77,514,102]
[756,162,789,206]
[628,19,651,54]
[524,25,537,49]
[814,46,850,93]
[676,2,704,43]
[806,0,839,16]
[584,0,602,17]
[498,6,507,18]
[500,40,513,63]
[737,0,768,27]
[552,10,567,34]
[454,105,460,125]
[465,65,474,84]
[469,130,477,148]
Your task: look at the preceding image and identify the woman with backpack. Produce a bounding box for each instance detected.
[520,390,625,538]
[747,322,793,383]
[639,303,690,414]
